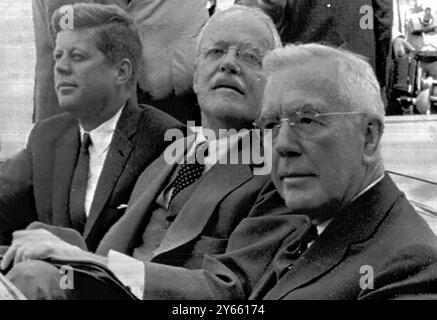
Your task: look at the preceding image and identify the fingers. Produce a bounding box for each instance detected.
[1,242,18,271]
[14,246,29,266]
[0,230,51,270]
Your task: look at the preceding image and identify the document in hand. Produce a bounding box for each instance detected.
[47,258,139,300]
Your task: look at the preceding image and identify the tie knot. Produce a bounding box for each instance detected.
[187,141,209,164]
[81,133,92,150]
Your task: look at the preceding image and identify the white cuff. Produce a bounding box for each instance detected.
[107,250,145,299]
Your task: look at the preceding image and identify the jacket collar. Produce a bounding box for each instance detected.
[83,100,142,238]
[263,175,403,299]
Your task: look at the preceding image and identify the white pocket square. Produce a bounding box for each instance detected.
[117,204,128,210]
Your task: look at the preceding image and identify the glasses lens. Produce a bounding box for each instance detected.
[255,114,280,130]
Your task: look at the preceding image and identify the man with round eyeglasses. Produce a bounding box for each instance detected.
[254,111,367,139]
[248,43,437,300]
[0,5,312,300]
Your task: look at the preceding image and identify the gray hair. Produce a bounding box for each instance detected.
[263,43,385,131]
[196,5,282,54]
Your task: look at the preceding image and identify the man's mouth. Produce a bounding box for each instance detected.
[280,173,317,180]
[56,82,77,90]
[213,78,245,95]
[214,85,244,95]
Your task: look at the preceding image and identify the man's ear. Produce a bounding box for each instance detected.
[116,58,132,86]
[362,117,383,164]
[193,58,199,94]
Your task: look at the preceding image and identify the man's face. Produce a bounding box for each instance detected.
[54,29,119,119]
[263,63,367,217]
[194,11,274,129]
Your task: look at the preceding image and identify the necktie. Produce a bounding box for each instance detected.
[273,223,318,279]
[69,133,92,233]
[169,142,208,204]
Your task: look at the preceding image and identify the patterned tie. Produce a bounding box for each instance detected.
[273,223,318,279]
[169,142,208,204]
[69,132,92,233]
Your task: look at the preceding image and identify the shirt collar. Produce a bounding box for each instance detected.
[189,126,250,166]
[351,174,385,202]
[315,174,385,236]
[79,105,125,153]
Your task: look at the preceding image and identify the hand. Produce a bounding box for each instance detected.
[393,37,415,58]
[0,229,84,271]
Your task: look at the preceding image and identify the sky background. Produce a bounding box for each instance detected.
[0,0,34,160]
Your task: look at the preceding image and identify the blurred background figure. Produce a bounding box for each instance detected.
[32,0,209,124]
[234,0,393,90]
[389,0,437,114]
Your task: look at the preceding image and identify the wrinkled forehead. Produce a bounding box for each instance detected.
[263,62,345,114]
[200,11,275,51]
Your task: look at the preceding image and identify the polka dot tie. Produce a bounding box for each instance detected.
[169,142,208,204]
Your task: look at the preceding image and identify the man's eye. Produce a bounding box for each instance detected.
[71,53,85,61]
[298,116,321,125]
[206,48,226,58]
[260,117,279,129]
[241,52,262,65]
[263,121,278,129]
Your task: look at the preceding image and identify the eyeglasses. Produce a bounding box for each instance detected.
[253,111,366,138]
[201,45,264,66]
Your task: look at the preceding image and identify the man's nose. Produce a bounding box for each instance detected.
[219,49,242,75]
[273,123,302,158]
[54,56,71,75]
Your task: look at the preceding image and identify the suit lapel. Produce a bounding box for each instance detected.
[153,163,253,257]
[83,103,139,238]
[96,137,192,255]
[52,124,80,227]
[263,175,402,299]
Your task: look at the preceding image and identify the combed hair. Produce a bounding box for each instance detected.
[263,43,385,130]
[196,4,282,54]
[51,3,143,86]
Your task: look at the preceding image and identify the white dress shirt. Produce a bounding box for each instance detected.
[162,126,246,207]
[78,106,124,217]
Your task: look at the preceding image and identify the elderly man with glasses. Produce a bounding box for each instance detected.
[249,43,437,299]
[0,5,311,300]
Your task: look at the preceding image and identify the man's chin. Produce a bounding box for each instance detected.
[283,196,340,222]
[58,100,81,115]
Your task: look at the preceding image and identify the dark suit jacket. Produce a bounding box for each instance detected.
[95,134,274,270]
[0,101,185,251]
[278,0,392,86]
[250,175,437,300]
[128,174,437,300]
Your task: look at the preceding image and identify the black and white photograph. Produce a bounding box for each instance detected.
[0,0,436,307]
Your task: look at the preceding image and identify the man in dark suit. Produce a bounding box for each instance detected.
[249,43,437,299]
[235,0,393,88]
[0,5,298,299]
[32,0,209,124]
[0,3,184,252]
